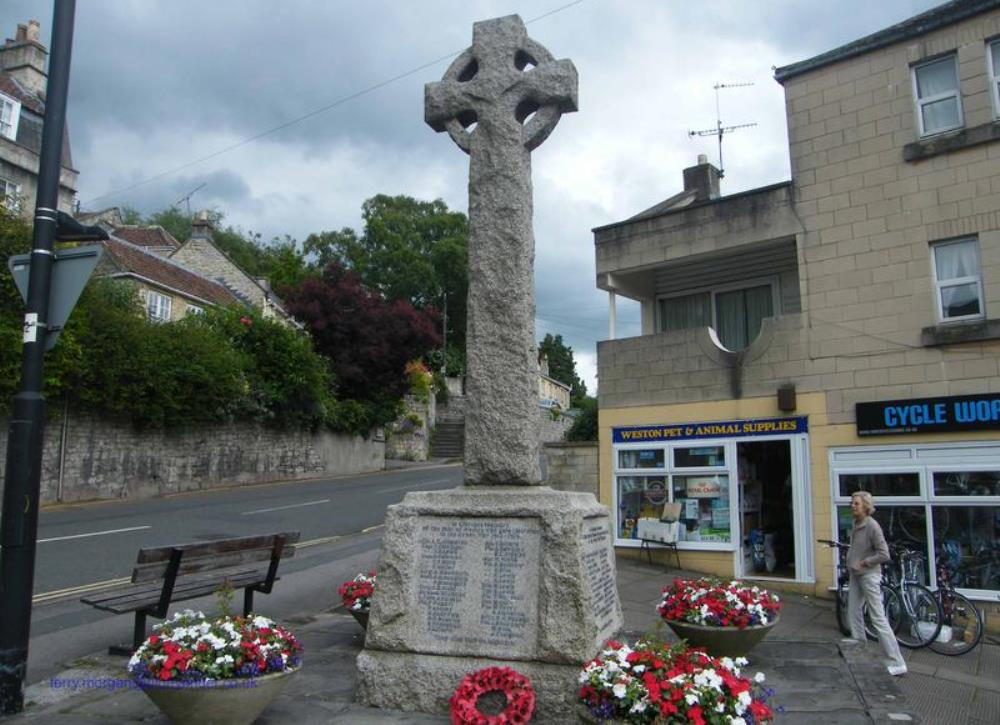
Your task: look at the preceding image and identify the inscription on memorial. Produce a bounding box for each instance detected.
[414,517,540,658]
[581,517,618,638]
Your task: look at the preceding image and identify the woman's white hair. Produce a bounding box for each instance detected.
[851,490,876,515]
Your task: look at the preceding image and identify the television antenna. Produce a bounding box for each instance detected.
[174,182,206,216]
[688,82,757,178]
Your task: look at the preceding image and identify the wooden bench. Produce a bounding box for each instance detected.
[82,531,300,654]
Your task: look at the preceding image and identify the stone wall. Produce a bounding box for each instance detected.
[386,394,436,461]
[0,412,385,505]
[542,441,598,498]
[538,405,571,443]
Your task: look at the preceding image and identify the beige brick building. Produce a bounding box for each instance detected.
[593,0,1000,602]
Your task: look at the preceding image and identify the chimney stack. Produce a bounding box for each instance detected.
[682,154,721,202]
[190,210,215,240]
[1,20,48,97]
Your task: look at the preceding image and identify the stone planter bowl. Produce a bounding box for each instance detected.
[665,618,778,658]
[134,667,298,725]
[349,607,369,629]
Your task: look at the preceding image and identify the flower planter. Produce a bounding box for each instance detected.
[665,618,778,658]
[134,667,298,725]
[349,607,369,629]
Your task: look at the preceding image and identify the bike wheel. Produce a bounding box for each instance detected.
[836,583,851,636]
[893,584,942,648]
[929,591,983,656]
[864,585,900,641]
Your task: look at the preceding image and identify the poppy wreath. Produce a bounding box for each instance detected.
[657,577,781,629]
[449,666,536,725]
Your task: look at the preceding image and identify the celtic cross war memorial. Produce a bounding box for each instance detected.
[355,15,623,720]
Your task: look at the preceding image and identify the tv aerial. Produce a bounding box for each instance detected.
[688,82,757,178]
[175,182,207,216]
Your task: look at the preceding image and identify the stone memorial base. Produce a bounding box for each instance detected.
[356,486,622,723]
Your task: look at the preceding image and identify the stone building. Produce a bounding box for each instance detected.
[96,233,240,322]
[593,0,1000,602]
[0,20,77,215]
[170,210,294,324]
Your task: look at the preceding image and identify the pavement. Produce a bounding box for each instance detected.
[8,553,1000,724]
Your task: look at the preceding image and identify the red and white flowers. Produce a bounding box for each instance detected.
[578,639,776,724]
[127,609,302,683]
[338,571,376,611]
[657,578,781,629]
[449,666,536,725]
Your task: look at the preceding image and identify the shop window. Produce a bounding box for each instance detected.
[672,474,731,544]
[934,505,1000,590]
[931,238,983,322]
[838,472,920,498]
[674,446,725,468]
[617,476,668,538]
[657,282,775,351]
[933,470,1000,497]
[618,448,664,469]
[912,55,963,136]
[835,503,931,582]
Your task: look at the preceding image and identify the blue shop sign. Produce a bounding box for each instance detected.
[613,416,808,444]
[857,393,1000,436]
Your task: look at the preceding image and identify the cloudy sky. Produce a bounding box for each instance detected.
[2,0,942,394]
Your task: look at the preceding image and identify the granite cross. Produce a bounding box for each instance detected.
[426,15,577,485]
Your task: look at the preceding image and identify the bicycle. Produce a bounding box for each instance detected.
[820,539,943,648]
[882,542,943,649]
[819,539,890,639]
[929,552,984,656]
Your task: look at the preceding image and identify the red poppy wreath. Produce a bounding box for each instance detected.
[449,666,536,725]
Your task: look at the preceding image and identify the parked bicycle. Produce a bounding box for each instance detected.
[929,550,984,656]
[882,541,942,648]
[819,539,943,648]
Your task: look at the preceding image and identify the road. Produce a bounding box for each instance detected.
[23,463,462,684]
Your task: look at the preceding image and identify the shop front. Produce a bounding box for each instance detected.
[832,393,1000,601]
[611,415,813,583]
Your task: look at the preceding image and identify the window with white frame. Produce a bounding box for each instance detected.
[185,304,204,316]
[0,92,19,141]
[830,442,1000,596]
[0,177,19,212]
[989,39,1000,118]
[146,291,172,323]
[931,238,984,322]
[658,282,775,351]
[912,55,963,136]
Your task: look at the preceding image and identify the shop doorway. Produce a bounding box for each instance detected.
[738,440,795,579]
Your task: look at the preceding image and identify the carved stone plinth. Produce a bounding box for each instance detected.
[356,488,622,722]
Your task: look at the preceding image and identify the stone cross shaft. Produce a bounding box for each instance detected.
[426,15,577,485]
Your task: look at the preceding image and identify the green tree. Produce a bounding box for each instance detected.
[565,397,597,441]
[538,333,587,406]
[303,194,468,359]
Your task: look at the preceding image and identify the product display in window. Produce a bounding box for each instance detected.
[672,475,731,543]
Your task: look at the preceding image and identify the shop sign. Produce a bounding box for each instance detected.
[856,393,1000,436]
[686,477,722,498]
[613,416,807,443]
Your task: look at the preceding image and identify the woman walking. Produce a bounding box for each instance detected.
[846,490,907,676]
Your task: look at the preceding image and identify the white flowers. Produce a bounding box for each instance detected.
[612,682,627,699]
[755,672,766,683]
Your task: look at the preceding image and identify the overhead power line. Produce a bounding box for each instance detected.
[83,0,589,207]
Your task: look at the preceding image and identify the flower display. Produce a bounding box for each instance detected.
[579,639,777,724]
[657,578,781,629]
[127,609,303,683]
[449,666,536,725]
[338,571,376,611]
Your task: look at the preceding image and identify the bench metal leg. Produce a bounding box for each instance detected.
[243,587,254,616]
[108,611,147,656]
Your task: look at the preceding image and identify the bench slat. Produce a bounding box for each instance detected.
[131,544,296,583]
[83,568,264,606]
[83,571,266,613]
[135,532,301,564]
